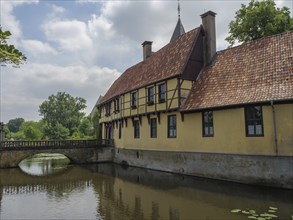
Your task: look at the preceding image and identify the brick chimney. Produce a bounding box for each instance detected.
[201,11,216,66]
[142,41,152,61]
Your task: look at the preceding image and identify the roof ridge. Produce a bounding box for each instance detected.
[113,27,201,77]
[147,27,200,61]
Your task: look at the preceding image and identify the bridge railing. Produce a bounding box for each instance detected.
[0,139,114,149]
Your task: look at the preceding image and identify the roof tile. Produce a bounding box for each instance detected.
[181,31,293,111]
[100,27,200,104]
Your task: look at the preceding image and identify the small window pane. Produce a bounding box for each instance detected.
[248,125,255,135]
[256,124,263,135]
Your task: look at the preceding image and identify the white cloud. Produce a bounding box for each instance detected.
[43,20,93,51]
[21,40,58,56]
[0,0,39,44]
[1,0,292,123]
[51,4,66,15]
[1,64,120,122]
[88,14,113,36]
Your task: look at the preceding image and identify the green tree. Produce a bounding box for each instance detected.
[44,123,70,140]
[23,126,42,140]
[39,92,87,139]
[3,125,10,140]
[226,0,293,46]
[71,131,81,140]
[0,27,26,66]
[91,109,100,139]
[9,130,25,140]
[20,121,44,140]
[7,118,25,133]
[78,117,93,137]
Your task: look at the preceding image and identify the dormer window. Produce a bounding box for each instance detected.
[147,86,154,105]
[131,91,137,109]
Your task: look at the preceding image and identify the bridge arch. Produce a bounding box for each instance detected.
[1,149,76,168]
[18,152,71,164]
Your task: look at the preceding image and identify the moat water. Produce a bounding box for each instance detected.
[0,154,292,220]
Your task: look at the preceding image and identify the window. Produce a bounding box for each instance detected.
[118,123,122,139]
[105,102,111,116]
[168,115,176,138]
[131,91,137,108]
[245,106,263,136]
[158,83,166,103]
[134,120,140,138]
[98,107,101,118]
[150,118,157,138]
[114,98,120,113]
[202,111,213,137]
[147,86,155,105]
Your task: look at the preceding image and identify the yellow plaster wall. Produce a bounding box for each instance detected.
[114,104,292,156]
[275,104,293,155]
[166,78,179,109]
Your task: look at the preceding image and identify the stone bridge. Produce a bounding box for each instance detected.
[0,139,114,168]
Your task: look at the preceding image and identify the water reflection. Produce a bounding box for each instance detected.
[19,153,70,176]
[0,163,292,220]
[90,164,293,220]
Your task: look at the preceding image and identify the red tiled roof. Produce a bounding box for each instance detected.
[181,31,293,111]
[99,27,200,104]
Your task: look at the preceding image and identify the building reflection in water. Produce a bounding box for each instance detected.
[0,163,292,220]
[89,164,293,220]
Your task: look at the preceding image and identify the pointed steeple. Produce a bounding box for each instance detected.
[170,0,185,42]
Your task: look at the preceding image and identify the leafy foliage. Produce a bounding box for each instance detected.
[5,93,96,141]
[21,121,45,140]
[91,108,100,139]
[39,92,87,139]
[78,117,93,137]
[44,123,70,140]
[5,120,45,140]
[0,27,27,66]
[226,0,293,46]
[7,118,25,133]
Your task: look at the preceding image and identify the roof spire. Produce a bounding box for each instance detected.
[170,0,185,42]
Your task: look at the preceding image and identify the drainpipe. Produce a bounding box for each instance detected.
[270,101,278,156]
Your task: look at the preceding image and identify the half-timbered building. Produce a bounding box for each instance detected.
[97,11,293,188]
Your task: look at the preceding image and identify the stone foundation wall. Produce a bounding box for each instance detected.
[113,148,293,189]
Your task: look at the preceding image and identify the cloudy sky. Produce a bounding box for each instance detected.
[0,0,292,123]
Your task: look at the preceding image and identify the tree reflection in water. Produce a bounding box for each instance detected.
[19,153,70,176]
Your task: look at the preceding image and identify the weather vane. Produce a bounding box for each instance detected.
[178,0,181,18]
